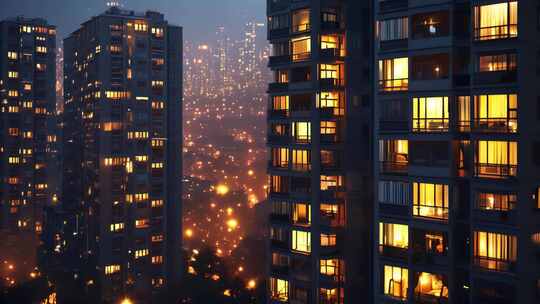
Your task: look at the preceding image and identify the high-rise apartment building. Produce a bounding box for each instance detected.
[63,7,182,302]
[266,0,373,303]
[0,17,57,282]
[374,1,540,303]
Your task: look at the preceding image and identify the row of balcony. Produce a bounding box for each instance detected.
[269,48,345,67]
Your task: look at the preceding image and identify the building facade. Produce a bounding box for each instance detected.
[374,0,540,303]
[266,0,373,303]
[0,17,57,283]
[63,7,182,301]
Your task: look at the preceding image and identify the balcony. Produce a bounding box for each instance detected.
[320,48,344,61]
[472,209,517,225]
[269,55,291,66]
[292,23,311,34]
[473,71,517,85]
[271,239,290,250]
[379,39,408,51]
[267,109,289,119]
[475,163,517,179]
[268,82,289,93]
[268,27,290,40]
[472,118,517,133]
[270,213,290,224]
[319,78,344,90]
[379,120,408,133]
[380,161,408,175]
[267,135,292,145]
[379,79,408,92]
[321,133,341,144]
[268,0,289,12]
[321,21,342,31]
[292,52,311,62]
[413,293,448,304]
[379,0,408,12]
[379,245,407,260]
[270,264,290,276]
[474,257,516,273]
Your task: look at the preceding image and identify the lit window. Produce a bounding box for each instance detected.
[36,46,47,53]
[320,287,344,304]
[474,1,518,40]
[473,231,517,271]
[474,94,517,132]
[321,233,337,247]
[292,36,311,61]
[272,147,289,168]
[379,57,408,91]
[412,97,449,132]
[152,101,165,109]
[21,25,32,33]
[383,265,408,299]
[379,139,408,173]
[152,234,164,242]
[379,222,409,249]
[110,45,122,53]
[320,259,340,276]
[152,139,165,147]
[135,219,149,228]
[23,83,31,91]
[414,272,448,299]
[152,80,164,88]
[292,121,311,143]
[272,96,289,111]
[110,223,124,232]
[8,71,18,78]
[475,192,516,211]
[320,175,343,191]
[8,90,18,97]
[475,140,517,178]
[152,256,163,264]
[320,34,345,56]
[135,249,149,259]
[7,52,17,60]
[319,64,342,82]
[105,265,121,275]
[36,63,46,71]
[292,9,310,32]
[426,233,445,254]
[134,22,148,32]
[152,162,164,169]
[151,27,164,38]
[151,200,164,208]
[270,277,288,301]
[292,203,311,225]
[291,230,311,253]
[317,92,344,116]
[478,53,517,72]
[291,149,310,171]
[413,182,449,220]
[105,90,130,100]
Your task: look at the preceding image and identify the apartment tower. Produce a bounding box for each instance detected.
[374,0,540,303]
[0,17,57,282]
[266,0,373,303]
[63,7,182,302]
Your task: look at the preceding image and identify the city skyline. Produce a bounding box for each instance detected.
[0,0,265,43]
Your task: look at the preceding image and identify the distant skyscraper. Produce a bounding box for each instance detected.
[62,7,182,302]
[106,0,124,8]
[0,16,58,283]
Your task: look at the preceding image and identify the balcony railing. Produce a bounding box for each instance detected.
[292,52,311,62]
[413,205,449,221]
[379,0,408,12]
[473,118,517,133]
[379,79,408,92]
[379,245,408,260]
[268,27,290,39]
[321,21,341,31]
[319,78,344,89]
[267,109,289,119]
[320,48,345,60]
[269,55,291,66]
[414,293,448,304]
[267,135,292,145]
[292,23,311,33]
[412,118,449,132]
[474,24,518,41]
[268,82,289,92]
[473,256,515,272]
[380,161,408,174]
[475,163,517,179]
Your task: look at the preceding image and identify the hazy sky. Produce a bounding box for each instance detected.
[0,0,265,43]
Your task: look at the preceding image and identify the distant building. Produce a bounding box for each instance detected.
[63,7,182,302]
[0,16,58,283]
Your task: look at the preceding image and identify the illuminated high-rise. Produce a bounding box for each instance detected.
[266,0,373,303]
[0,16,58,283]
[63,7,182,302]
[374,1,540,303]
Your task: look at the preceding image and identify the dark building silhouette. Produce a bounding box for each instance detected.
[266,0,373,303]
[0,16,58,283]
[374,1,540,304]
[62,7,182,302]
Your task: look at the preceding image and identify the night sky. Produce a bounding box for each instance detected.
[0,0,265,42]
